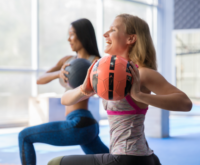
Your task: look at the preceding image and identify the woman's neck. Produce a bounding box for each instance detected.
[116,48,129,60]
[77,48,90,59]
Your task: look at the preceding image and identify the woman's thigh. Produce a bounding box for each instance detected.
[19,118,98,146]
[49,154,120,165]
[48,155,99,165]
[61,155,99,165]
[53,153,161,165]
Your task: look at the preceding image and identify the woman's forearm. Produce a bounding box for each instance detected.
[135,92,192,112]
[61,86,91,106]
[37,71,60,84]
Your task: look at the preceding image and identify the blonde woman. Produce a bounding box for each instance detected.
[48,14,192,165]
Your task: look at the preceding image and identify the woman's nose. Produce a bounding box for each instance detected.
[103,31,109,38]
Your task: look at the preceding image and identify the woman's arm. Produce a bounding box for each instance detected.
[129,62,192,112]
[37,56,71,84]
[36,71,60,84]
[61,86,94,105]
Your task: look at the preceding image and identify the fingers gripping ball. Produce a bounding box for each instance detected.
[90,55,133,100]
[64,58,91,88]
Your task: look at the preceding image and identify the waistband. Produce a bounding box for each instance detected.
[66,109,94,120]
[107,109,147,115]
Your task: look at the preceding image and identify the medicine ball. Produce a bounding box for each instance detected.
[64,58,91,88]
[90,55,133,100]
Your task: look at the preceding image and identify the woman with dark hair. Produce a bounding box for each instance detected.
[18,18,109,165]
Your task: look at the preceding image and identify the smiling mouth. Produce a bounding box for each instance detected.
[106,41,112,45]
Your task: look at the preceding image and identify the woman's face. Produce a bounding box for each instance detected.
[68,26,83,52]
[103,17,130,56]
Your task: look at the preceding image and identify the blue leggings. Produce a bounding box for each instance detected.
[18,109,109,165]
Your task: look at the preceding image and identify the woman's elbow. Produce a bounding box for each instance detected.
[61,97,70,106]
[185,99,193,112]
[36,77,45,84]
[181,99,193,112]
[37,78,48,84]
[61,98,65,105]
[36,79,42,84]
[36,80,46,85]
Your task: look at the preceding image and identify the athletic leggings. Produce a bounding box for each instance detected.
[48,153,161,165]
[18,109,109,165]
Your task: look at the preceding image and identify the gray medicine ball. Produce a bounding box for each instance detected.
[64,58,91,88]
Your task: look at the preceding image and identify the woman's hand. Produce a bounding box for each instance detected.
[59,63,70,83]
[81,60,98,95]
[129,61,141,101]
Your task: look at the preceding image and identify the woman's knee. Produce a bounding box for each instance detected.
[18,127,33,144]
[48,156,63,165]
[18,128,28,141]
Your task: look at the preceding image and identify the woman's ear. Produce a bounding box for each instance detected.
[127,34,137,45]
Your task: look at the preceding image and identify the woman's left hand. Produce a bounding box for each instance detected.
[129,61,141,101]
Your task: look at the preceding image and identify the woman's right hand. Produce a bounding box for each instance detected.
[59,63,70,83]
[81,60,98,95]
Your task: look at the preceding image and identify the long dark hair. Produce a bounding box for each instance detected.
[71,18,101,58]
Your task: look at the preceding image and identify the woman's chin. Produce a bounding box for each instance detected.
[104,50,108,54]
[104,49,113,55]
[72,48,77,52]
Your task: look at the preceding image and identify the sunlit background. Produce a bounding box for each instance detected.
[0,0,158,127]
[0,0,200,164]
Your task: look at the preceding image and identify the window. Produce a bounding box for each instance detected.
[175,31,200,98]
[0,0,158,126]
[0,0,31,126]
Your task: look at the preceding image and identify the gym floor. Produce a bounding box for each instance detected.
[0,106,200,165]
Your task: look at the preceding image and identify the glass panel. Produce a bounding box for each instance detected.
[132,0,158,5]
[39,0,98,69]
[0,72,32,124]
[175,32,200,98]
[0,0,31,68]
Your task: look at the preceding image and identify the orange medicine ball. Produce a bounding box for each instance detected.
[90,55,133,101]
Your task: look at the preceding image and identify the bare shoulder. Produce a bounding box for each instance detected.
[138,67,160,85]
